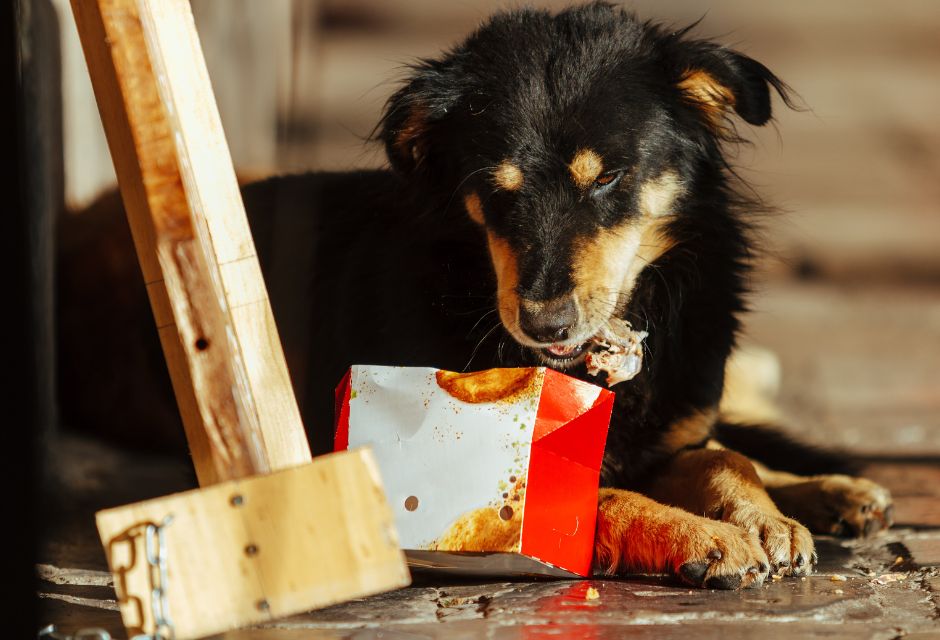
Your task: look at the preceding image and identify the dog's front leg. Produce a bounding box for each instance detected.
[595,488,770,589]
[644,448,816,577]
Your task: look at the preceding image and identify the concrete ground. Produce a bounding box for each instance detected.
[35,436,940,639]
[40,1,939,638]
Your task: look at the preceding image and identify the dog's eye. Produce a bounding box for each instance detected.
[592,171,623,194]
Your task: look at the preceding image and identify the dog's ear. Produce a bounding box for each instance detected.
[380,84,432,175]
[675,43,792,128]
[378,65,464,176]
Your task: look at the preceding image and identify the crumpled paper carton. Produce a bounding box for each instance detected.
[334,365,614,577]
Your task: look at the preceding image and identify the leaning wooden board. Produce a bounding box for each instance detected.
[70,0,409,637]
[71,0,307,486]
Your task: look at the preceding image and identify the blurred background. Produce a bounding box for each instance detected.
[49,0,939,457]
[14,1,938,634]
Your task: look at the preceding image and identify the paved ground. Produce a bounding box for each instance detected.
[37,436,940,639]
[41,1,939,638]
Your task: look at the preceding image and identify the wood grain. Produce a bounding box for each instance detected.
[96,449,410,639]
[70,0,311,482]
[73,3,409,637]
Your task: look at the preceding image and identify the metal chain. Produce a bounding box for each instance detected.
[38,625,111,640]
[136,515,176,640]
[39,515,175,640]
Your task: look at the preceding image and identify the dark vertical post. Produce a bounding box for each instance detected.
[12,0,64,634]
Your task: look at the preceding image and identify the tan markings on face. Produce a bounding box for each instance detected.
[639,170,684,219]
[463,191,485,225]
[634,170,683,268]
[493,161,524,191]
[660,407,719,455]
[487,231,521,335]
[571,171,683,333]
[678,69,736,126]
[569,148,604,189]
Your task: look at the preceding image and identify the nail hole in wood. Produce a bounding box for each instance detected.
[195,337,209,351]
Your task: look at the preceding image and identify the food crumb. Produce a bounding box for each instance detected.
[771,574,783,581]
[834,589,844,594]
[830,574,847,582]
[585,586,600,600]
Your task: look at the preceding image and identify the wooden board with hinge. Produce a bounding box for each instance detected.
[95,450,406,638]
[71,0,410,637]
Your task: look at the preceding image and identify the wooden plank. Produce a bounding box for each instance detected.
[68,0,212,485]
[70,0,311,482]
[141,0,314,471]
[71,0,263,481]
[96,449,410,639]
[73,5,409,638]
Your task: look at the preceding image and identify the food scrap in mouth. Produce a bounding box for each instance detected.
[585,318,648,387]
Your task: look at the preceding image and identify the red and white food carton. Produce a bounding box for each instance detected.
[334,365,614,577]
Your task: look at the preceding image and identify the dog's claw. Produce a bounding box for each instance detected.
[706,574,742,590]
[680,561,710,586]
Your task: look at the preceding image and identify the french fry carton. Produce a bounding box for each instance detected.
[334,365,614,577]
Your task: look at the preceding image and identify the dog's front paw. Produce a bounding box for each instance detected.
[719,503,816,577]
[671,518,771,589]
[595,489,770,589]
[769,475,894,538]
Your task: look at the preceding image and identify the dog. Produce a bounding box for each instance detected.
[58,2,894,589]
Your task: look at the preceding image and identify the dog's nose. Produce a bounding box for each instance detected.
[519,297,578,343]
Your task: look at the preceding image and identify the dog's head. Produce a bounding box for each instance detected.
[379,3,790,367]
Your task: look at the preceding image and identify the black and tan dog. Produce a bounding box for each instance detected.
[58,3,893,589]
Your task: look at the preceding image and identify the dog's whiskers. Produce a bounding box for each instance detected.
[496,335,507,365]
[444,165,498,214]
[466,308,499,337]
[463,319,503,372]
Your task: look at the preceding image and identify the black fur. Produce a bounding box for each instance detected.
[250,3,792,484]
[714,422,863,477]
[59,4,832,490]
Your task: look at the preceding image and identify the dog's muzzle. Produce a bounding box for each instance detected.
[518,297,578,343]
